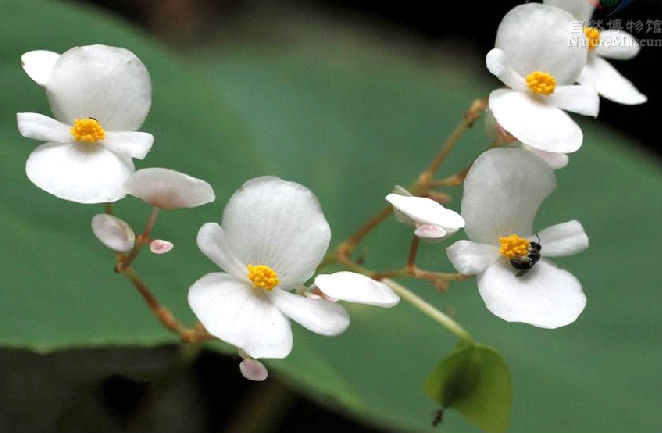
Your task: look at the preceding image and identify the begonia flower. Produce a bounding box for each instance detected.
[188,177,350,359]
[124,168,215,210]
[544,0,646,104]
[486,3,599,154]
[91,214,135,253]
[446,148,588,329]
[17,44,153,203]
[385,190,464,241]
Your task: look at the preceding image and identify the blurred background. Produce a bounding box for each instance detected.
[1,0,660,432]
[69,0,662,157]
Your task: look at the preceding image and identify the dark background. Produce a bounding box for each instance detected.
[73,0,662,158]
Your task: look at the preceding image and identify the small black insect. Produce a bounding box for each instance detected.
[510,235,541,277]
[432,407,444,427]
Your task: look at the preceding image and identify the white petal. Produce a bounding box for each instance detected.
[478,260,586,329]
[239,359,269,381]
[17,112,72,143]
[595,30,640,60]
[543,0,594,23]
[385,194,464,233]
[446,240,500,275]
[91,214,135,252]
[313,272,400,307]
[46,45,151,130]
[461,148,556,244]
[414,224,447,241]
[485,48,527,91]
[220,177,331,289]
[489,88,582,153]
[537,220,589,257]
[25,142,133,203]
[102,131,154,159]
[495,3,587,84]
[547,85,600,117]
[21,50,60,86]
[578,56,647,105]
[124,168,215,209]
[196,223,247,280]
[522,144,569,170]
[268,288,350,336]
[188,273,293,359]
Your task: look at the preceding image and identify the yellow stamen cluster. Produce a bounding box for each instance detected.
[499,234,530,259]
[247,265,279,291]
[525,71,557,95]
[70,118,105,142]
[583,26,601,50]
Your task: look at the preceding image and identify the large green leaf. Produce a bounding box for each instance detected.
[1,1,661,433]
[0,0,259,349]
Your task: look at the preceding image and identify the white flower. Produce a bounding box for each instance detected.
[313,272,400,307]
[446,148,588,329]
[91,214,135,252]
[486,3,599,154]
[124,168,215,210]
[544,0,646,104]
[188,177,350,359]
[385,190,464,241]
[17,45,153,203]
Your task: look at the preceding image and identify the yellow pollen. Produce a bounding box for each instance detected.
[499,234,531,259]
[583,26,601,50]
[70,118,105,142]
[247,265,279,291]
[525,71,557,95]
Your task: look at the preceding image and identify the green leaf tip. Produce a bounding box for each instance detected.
[423,343,512,433]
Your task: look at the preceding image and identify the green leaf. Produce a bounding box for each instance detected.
[424,343,511,433]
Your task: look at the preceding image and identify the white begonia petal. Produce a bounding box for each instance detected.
[17,112,72,144]
[26,142,133,203]
[268,288,350,336]
[21,50,60,86]
[239,359,269,381]
[543,0,594,23]
[414,224,447,241]
[188,273,293,359]
[494,3,587,84]
[578,56,647,105]
[91,214,135,252]
[46,45,151,131]
[123,168,215,210]
[220,177,331,289]
[477,260,586,329]
[102,131,154,159]
[313,272,400,307]
[522,144,569,170]
[595,30,640,60]
[196,223,247,281]
[489,88,582,153]
[546,85,599,117]
[461,148,556,244]
[385,194,464,234]
[537,220,589,257]
[446,240,500,275]
[485,48,527,92]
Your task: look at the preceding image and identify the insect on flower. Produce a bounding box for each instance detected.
[510,234,542,277]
